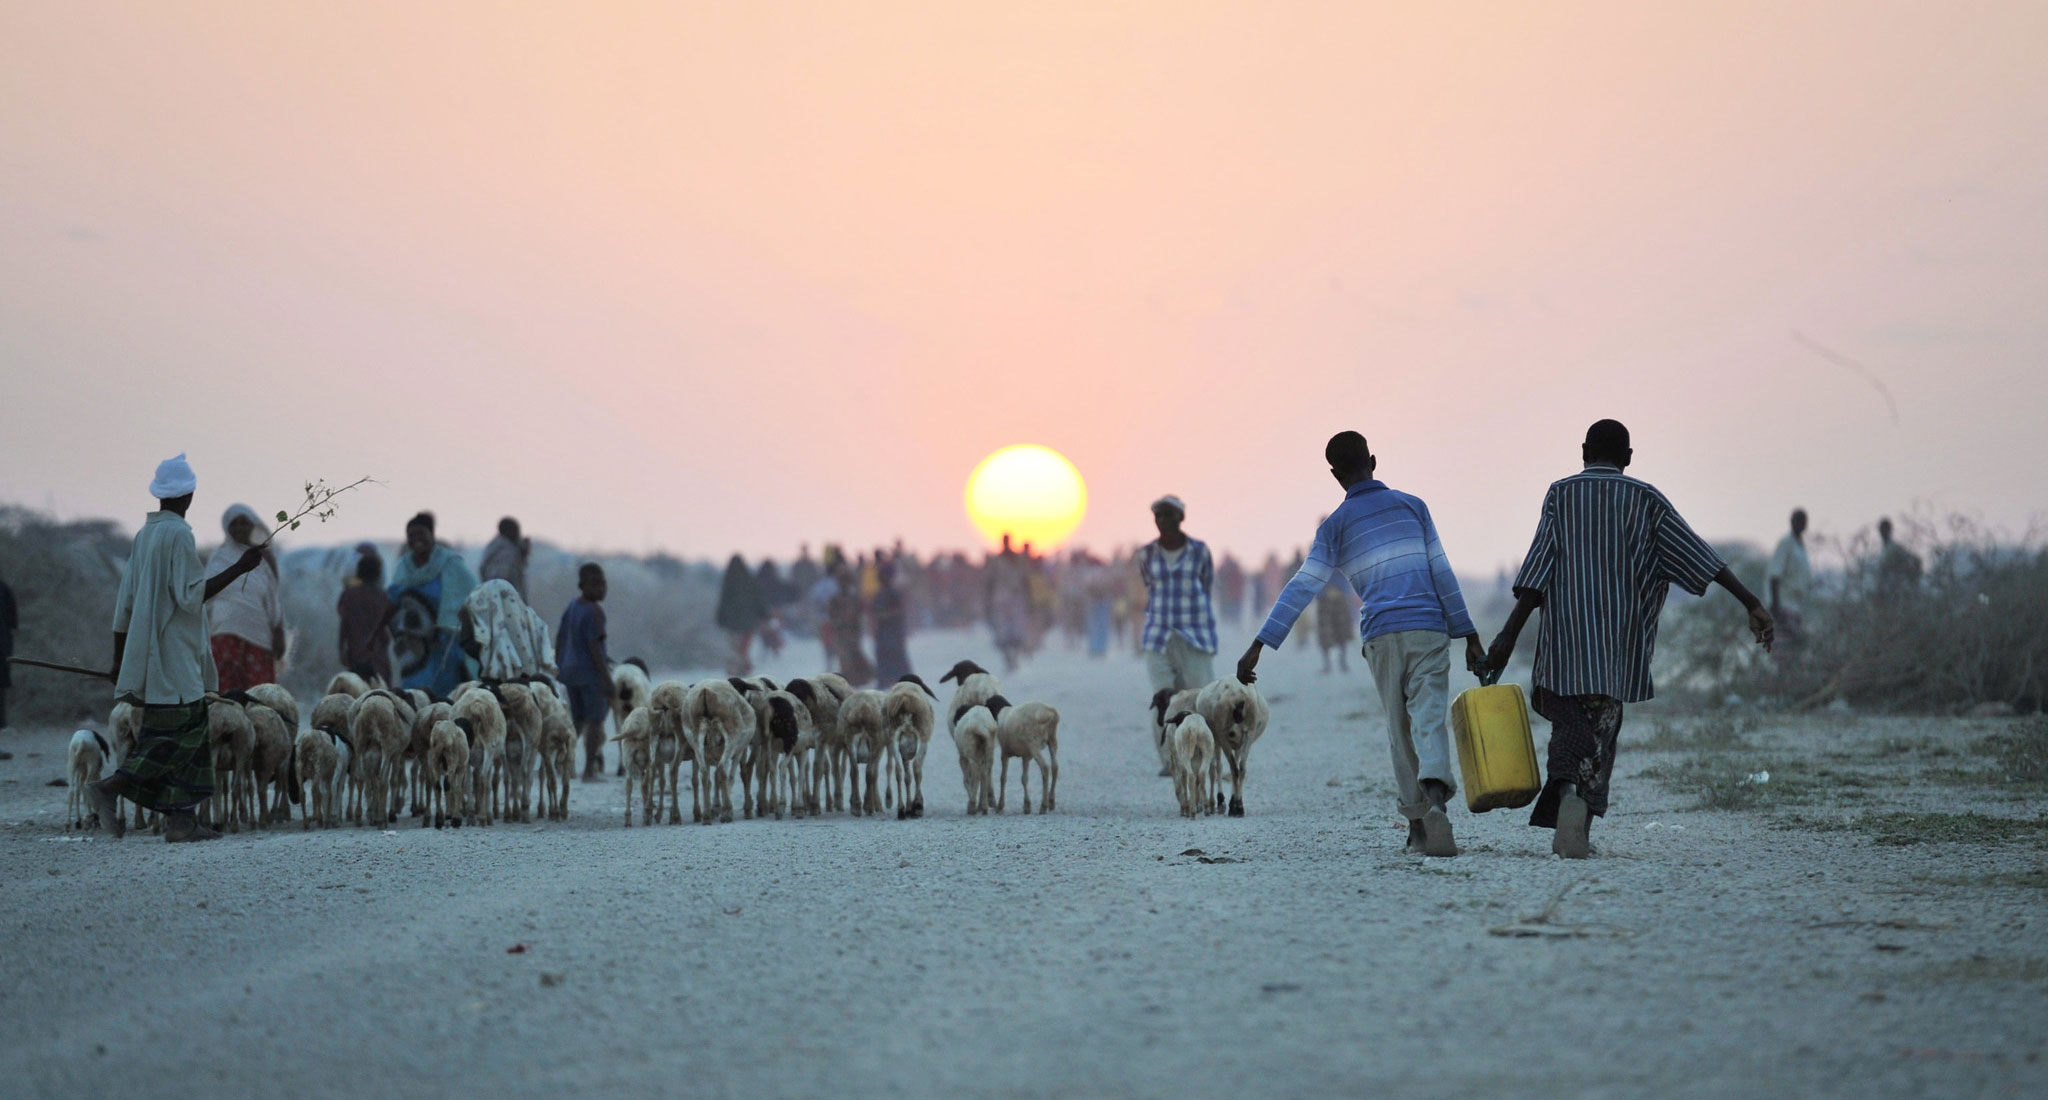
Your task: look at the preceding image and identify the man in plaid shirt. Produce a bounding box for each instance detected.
[1139,494,1219,703]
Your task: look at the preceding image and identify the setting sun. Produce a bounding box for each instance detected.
[964,445,1088,551]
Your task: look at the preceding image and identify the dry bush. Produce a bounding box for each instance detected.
[0,505,130,726]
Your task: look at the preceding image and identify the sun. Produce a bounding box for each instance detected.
[965,445,1088,551]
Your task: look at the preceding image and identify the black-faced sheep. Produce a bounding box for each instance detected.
[949,702,999,815]
[67,729,111,830]
[1194,677,1268,817]
[884,675,939,818]
[988,696,1060,814]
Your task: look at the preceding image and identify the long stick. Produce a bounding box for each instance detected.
[7,656,110,679]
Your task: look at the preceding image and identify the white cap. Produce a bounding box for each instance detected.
[1150,494,1186,518]
[149,453,196,499]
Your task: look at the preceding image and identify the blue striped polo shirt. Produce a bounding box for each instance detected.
[1255,481,1477,649]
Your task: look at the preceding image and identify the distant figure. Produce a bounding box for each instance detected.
[1139,495,1218,760]
[0,572,16,750]
[1876,517,1923,597]
[556,563,616,782]
[1314,579,1356,674]
[388,511,478,698]
[84,452,265,842]
[714,554,768,676]
[1237,434,1482,856]
[788,544,820,607]
[336,552,394,687]
[460,578,555,683]
[827,560,874,685]
[204,504,287,693]
[985,536,1032,672]
[872,561,914,685]
[1766,508,1812,654]
[1485,420,1773,858]
[478,516,531,599]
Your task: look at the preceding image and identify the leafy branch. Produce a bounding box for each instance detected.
[260,476,379,547]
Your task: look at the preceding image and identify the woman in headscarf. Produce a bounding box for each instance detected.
[871,560,913,685]
[205,503,287,692]
[827,560,874,686]
[714,554,768,676]
[386,511,477,697]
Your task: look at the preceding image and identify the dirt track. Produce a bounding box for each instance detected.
[2,630,2042,1098]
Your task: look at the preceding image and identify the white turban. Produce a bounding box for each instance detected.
[149,452,197,499]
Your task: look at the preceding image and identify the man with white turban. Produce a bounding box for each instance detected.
[206,503,288,693]
[85,453,266,842]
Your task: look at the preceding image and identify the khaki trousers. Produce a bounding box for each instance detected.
[1361,629,1456,820]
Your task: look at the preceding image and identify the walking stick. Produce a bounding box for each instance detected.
[7,656,113,679]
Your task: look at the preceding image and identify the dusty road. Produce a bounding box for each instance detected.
[2,630,2042,1098]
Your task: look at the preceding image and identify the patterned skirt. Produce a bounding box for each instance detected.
[1528,689,1626,828]
[114,700,216,814]
[211,633,276,694]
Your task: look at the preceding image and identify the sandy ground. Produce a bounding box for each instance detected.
[1,628,2043,1099]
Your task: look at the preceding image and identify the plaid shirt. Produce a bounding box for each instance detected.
[1138,538,1218,654]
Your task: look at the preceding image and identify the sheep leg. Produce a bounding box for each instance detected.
[997,756,1010,813]
[911,754,925,818]
[1229,754,1245,817]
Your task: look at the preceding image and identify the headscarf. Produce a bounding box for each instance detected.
[220,503,265,543]
[149,453,197,499]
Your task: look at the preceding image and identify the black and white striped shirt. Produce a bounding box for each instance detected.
[1510,464,1725,703]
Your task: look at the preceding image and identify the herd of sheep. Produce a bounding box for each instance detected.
[62,658,1272,835]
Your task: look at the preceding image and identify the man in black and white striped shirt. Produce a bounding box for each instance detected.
[1485,420,1774,858]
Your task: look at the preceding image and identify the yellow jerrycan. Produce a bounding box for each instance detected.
[1449,670,1542,812]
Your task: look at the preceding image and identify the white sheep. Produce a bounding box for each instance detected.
[244,682,299,732]
[293,723,349,829]
[1194,677,1269,817]
[884,675,940,819]
[754,691,814,820]
[491,682,544,824]
[453,686,507,827]
[536,687,576,821]
[647,680,697,822]
[938,660,1002,730]
[727,676,778,819]
[108,702,150,831]
[1149,687,1199,776]
[324,670,372,698]
[245,702,296,827]
[347,690,411,827]
[989,696,1060,814]
[204,693,257,831]
[1166,711,1216,819]
[426,717,472,828]
[783,678,836,816]
[67,729,111,830]
[836,689,891,817]
[948,702,999,815]
[403,695,452,820]
[804,674,857,813]
[610,704,655,827]
[610,659,653,778]
[682,678,754,825]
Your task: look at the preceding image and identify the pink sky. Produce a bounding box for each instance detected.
[3,1,2044,572]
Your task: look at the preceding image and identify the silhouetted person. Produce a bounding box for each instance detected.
[715,554,768,676]
[1767,508,1812,654]
[1875,517,1922,597]
[557,563,616,781]
[1486,420,1772,858]
[479,516,531,599]
[1237,433,1482,855]
[1139,495,1217,773]
[337,552,394,686]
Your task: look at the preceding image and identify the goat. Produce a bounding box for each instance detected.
[990,696,1060,814]
[426,718,472,828]
[836,689,891,817]
[948,702,999,815]
[67,729,111,830]
[453,686,507,826]
[1194,678,1269,817]
[1166,711,1216,818]
[884,675,939,818]
[681,678,754,825]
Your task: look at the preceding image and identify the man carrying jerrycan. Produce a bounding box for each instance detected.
[1236,431,1485,858]
[1486,420,1774,858]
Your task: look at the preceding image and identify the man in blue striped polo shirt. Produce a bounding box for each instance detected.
[1236,432,1484,857]
[1486,419,1774,858]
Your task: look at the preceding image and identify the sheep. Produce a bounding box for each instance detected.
[67,729,111,830]
[804,674,858,813]
[293,723,349,829]
[324,670,372,698]
[244,682,299,732]
[938,660,1002,730]
[453,686,507,826]
[948,702,999,815]
[990,696,1060,814]
[754,692,813,820]
[728,677,777,819]
[403,694,451,819]
[1194,677,1269,817]
[1149,687,1200,776]
[610,658,653,776]
[347,690,411,827]
[884,675,939,818]
[108,702,151,831]
[491,682,543,823]
[783,678,835,816]
[647,680,699,822]
[1166,711,1216,819]
[681,678,754,825]
[610,704,655,827]
[426,718,472,828]
[536,687,576,821]
[245,702,297,827]
[204,692,257,831]
[836,689,891,817]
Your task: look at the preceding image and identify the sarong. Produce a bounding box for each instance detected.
[210,633,276,694]
[1528,689,1625,829]
[113,700,215,814]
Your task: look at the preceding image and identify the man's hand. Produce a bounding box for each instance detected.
[1484,633,1516,679]
[1747,604,1775,653]
[1462,635,1486,677]
[235,545,266,575]
[1235,641,1263,685]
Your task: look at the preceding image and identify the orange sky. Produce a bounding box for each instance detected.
[3,1,2044,571]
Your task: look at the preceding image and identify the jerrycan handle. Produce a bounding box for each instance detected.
[1476,665,1503,688]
